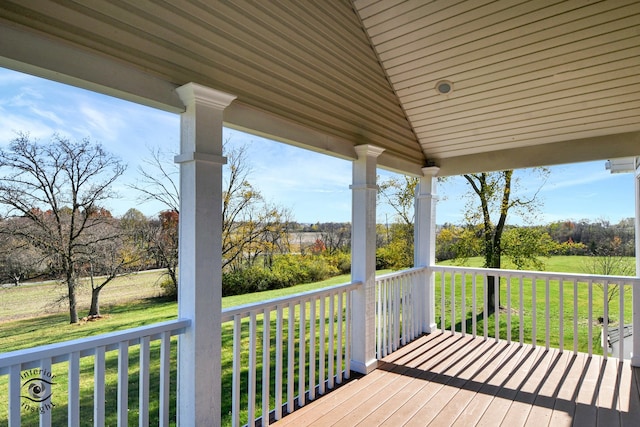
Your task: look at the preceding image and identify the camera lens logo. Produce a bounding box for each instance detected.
[21,377,54,403]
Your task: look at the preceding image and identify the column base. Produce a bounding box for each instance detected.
[631,354,640,367]
[350,358,378,375]
[423,322,438,334]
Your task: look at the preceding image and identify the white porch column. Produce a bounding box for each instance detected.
[350,144,384,375]
[632,160,640,367]
[414,166,440,333]
[175,83,236,426]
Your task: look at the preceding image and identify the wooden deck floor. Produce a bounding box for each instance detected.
[273,331,640,427]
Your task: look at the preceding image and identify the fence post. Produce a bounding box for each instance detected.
[415,166,440,333]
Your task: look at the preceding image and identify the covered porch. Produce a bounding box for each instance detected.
[1,1,640,426]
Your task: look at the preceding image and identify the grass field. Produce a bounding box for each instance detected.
[438,256,636,353]
[0,257,635,425]
[0,270,167,324]
[0,270,367,426]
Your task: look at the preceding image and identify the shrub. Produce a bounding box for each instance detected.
[323,251,351,274]
[159,275,178,300]
[222,267,276,296]
[221,253,343,297]
[303,256,338,282]
[376,238,413,270]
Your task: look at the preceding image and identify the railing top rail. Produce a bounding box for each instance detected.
[221,280,362,322]
[429,264,640,284]
[0,318,190,370]
[375,266,428,282]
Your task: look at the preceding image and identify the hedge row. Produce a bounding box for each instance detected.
[222,252,350,297]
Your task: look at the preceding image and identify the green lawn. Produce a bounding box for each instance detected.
[0,257,635,425]
[434,272,633,354]
[435,256,636,355]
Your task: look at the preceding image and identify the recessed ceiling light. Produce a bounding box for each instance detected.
[435,80,453,95]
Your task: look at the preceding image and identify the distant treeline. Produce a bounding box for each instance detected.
[0,214,634,291]
[434,218,636,262]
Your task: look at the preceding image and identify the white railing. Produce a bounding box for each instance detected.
[430,265,640,360]
[221,281,360,427]
[375,267,427,358]
[0,319,189,427]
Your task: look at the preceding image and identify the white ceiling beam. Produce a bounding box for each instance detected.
[224,102,425,176]
[0,20,184,113]
[436,131,640,177]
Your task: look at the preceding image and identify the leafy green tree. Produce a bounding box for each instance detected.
[436,224,482,263]
[459,168,549,311]
[377,175,418,269]
[501,226,557,270]
[376,223,413,269]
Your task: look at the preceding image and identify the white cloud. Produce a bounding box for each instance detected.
[0,110,54,143]
[544,163,610,192]
[77,104,122,140]
[29,106,66,126]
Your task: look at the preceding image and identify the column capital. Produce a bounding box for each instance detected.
[354,144,385,159]
[176,82,237,110]
[421,166,440,177]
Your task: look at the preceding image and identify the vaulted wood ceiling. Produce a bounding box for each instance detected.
[0,0,639,176]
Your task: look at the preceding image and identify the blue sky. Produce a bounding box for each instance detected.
[0,67,636,226]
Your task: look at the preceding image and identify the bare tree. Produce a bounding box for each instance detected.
[582,235,635,317]
[151,210,179,296]
[378,175,418,226]
[79,213,144,317]
[0,221,47,285]
[0,133,126,323]
[129,141,292,281]
[221,144,291,270]
[318,223,350,255]
[130,146,180,212]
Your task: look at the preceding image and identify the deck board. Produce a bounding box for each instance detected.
[548,352,587,427]
[522,349,570,427]
[426,340,508,426]
[597,358,622,427]
[402,337,498,426]
[450,341,522,426]
[620,360,640,427]
[476,345,544,426]
[272,332,640,427]
[572,354,601,427]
